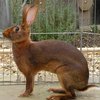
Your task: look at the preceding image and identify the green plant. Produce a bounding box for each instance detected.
[10,0,76,32]
[32,0,76,33]
[9,0,77,42]
[9,0,22,24]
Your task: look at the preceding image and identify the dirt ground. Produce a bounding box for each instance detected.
[0,83,100,100]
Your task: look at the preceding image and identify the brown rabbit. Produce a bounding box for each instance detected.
[3,3,95,100]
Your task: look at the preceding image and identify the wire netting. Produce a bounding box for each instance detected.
[0,0,100,85]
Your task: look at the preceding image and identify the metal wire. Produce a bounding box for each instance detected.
[0,0,100,85]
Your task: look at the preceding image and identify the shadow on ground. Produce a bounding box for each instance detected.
[0,83,100,100]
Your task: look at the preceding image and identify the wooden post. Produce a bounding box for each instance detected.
[0,0,11,30]
[77,0,93,27]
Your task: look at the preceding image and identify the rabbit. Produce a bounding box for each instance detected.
[3,3,95,100]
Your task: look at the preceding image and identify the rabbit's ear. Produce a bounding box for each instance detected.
[22,0,39,26]
[26,5,39,26]
[22,4,32,26]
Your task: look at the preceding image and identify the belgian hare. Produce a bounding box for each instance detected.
[3,3,94,100]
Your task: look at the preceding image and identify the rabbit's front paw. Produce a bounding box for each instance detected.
[19,92,32,97]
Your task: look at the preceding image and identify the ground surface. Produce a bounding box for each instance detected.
[0,83,100,100]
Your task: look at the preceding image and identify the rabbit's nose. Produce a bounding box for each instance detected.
[3,32,7,37]
[2,31,9,38]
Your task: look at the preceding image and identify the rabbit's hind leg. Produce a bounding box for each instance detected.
[47,87,75,100]
[47,94,71,100]
[47,68,76,100]
[48,88,66,94]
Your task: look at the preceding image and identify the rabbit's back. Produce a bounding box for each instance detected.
[29,40,88,69]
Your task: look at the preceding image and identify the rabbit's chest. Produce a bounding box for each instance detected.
[14,51,40,67]
[14,55,28,65]
[14,55,35,73]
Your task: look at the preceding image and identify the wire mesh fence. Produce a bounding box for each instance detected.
[0,32,100,85]
[0,0,100,85]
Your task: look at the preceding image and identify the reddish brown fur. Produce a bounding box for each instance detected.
[3,1,94,100]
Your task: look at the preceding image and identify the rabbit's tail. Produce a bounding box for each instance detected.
[77,85,96,91]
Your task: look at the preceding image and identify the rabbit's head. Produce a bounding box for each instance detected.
[3,4,38,43]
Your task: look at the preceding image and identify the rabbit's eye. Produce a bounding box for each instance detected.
[15,26,19,32]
